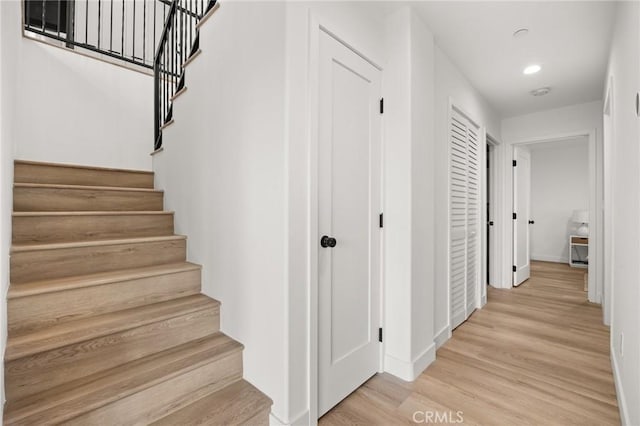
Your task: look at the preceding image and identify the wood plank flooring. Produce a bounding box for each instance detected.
[319,261,620,425]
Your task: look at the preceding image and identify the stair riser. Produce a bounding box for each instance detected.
[13,213,174,244]
[10,239,186,284]
[16,352,243,426]
[67,354,242,426]
[13,186,163,212]
[14,162,154,189]
[5,307,220,401]
[8,269,201,334]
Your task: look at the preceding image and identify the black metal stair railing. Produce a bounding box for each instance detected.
[23,0,189,70]
[153,0,215,150]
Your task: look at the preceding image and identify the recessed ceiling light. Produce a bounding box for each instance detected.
[523,64,541,75]
[513,28,529,38]
[530,87,551,97]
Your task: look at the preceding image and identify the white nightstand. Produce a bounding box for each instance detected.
[569,235,588,268]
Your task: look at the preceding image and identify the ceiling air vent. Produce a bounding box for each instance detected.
[530,87,551,97]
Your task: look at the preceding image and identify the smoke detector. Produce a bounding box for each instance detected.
[530,87,551,97]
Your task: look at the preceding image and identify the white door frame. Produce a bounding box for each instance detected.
[484,134,501,298]
[503,130,600,302]
[308,18,384,423]
[602,77,614,326]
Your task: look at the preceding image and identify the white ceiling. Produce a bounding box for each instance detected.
[412,1,617,118]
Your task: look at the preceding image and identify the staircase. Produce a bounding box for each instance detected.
[4,160,272,425]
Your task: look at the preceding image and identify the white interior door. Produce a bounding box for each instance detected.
[513,146,531,286]
[449,108,480,330]
[318,31,381,417]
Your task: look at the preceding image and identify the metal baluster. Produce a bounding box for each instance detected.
[41,0,46,32]
[85,0,88,44]
[168,49,171,123]
[153,0,156,57]
[24,0,29,30]
[57,0,61,37]
[189,0,192,55]
[121,0,125,57]
[97,0,101,49]
[180,0,184,65]
[132,0,136,60]
[143,0,146,64]
[171,22,174,97]
[110,0,113,52]
[162,53,165,124]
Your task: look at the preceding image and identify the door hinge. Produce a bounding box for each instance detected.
[513,265,517,272]
[513,160,517,167]
[513,212,517,220]
[380,98,384,114]
[378,327,383,342]
[379,213,384,228]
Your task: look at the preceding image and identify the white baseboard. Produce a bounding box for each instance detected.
[611,351,630,425]
[384,342,436,381]
[434,325,451,349]
[270,410,310,426]
[530,254,568,264]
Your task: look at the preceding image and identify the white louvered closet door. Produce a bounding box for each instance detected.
[449,109,480,330]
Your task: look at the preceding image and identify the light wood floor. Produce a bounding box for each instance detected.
[319,261,620,425]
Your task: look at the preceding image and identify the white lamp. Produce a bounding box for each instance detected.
[572,210,589,237]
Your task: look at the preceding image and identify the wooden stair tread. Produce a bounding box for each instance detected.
[13,210,174,217]
[14,160,154,175]
[195,2,220,29]
[182,50,202,69]
[14,182,162,193]
[4,333,243,424]
[151,379,272,426]
[11,234,186,253]
[8,262,201,298]
[6,294,219,360]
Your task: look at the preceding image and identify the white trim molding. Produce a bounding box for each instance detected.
[384,343,436,382]
[530,254,568,264]
[611,352,629,425]
[434,325,451,349]
[270,410,311,426]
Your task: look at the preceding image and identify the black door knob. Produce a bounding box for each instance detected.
[528,220,535,224]
[321,235,337,248]
[488,221,494,226]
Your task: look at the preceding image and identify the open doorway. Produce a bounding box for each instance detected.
[485,135,499,290]
[511,136,593,296]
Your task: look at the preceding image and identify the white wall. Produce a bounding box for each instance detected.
[409,8,436,377]
[604,2,640,424]
[529,138,589,263]
[153,2,289,422]
[3,0,152,170]
[155,2,442,423]
[382,6,437,382]
[500,101,603,299]
[0,1,15,417]
[433,46,502,346]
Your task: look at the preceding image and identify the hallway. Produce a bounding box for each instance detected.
[320,261,619,425]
